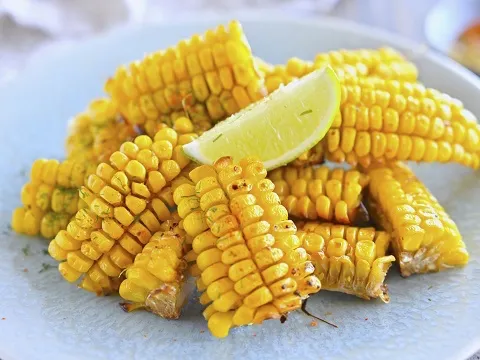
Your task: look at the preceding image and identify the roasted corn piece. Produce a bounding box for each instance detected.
[318,77,480,169]
[12,158,96,239]
[364,162,469,277]
[268,165,369,224]
[296,222,395,302]
[259,47,418,94]
[174,156,321,338]
[66,98,137,163]
[119,216,194,319]
[105,20,266,136]
[48,128,192,295]
[258,50,420,167]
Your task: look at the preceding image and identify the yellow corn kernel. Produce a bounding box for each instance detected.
[364,162,469,277]
[174,156,320,338]
[297,222,395,302]
[105,21,266,133]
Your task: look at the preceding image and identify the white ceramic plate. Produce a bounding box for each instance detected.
[1,13,479,360]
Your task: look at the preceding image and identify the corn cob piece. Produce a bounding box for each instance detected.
[364,162,469,277]
[174,156,321,338]
[323,77,480,169]
[66,98,137,163]
[12,159,96,239]
[119,215,194,319]
[105,20,266,136]
[296,222,395,302]
[259,47,418,95]
[47,128,193,295]
[258,49,419,167]
[268,165,369,224]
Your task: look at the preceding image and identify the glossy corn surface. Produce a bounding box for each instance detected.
[364,162,469,277]
[296,222,395,302]
[174,156,321,338]
[48,128,192,295]
[268,165,369,224]
[119,217,193,319]
[324,77,480,169]
[259,47,417,95]
[12,158,96,239]
[258,49,420,168]
[66,98,137,163]
[105,21,266,136]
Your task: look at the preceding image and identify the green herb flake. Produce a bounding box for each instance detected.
[300,109,313,116]
[39,263,54,273]
[212,134,223,143]
[22,245,31,256]
[42,249,49,255]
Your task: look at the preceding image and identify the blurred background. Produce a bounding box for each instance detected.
[0,0,479,85]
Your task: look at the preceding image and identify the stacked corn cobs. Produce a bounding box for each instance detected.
[11,20,476,338]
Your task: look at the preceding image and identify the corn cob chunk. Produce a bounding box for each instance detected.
[119,215,194,319]
[105,20,266,136]
[258,49,419,167]
[47,128,193,295]
[268,165,369,224]
[66,98,137,163]
[296,222,395,302]
[12,159,96,239]
[364,162,469,277]
[324,77,480,169]
[174,156,321,338]
[259,47,418,94]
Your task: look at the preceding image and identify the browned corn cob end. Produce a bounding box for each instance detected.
[119,217,194,319]
[364,162,469,277]
[296,222,395,302]
[174,156,321,338]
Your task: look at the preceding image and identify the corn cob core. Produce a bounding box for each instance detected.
[325,77,480,169]
[364,162,469,277]
[296,222,395,302]
[47,128,192,295]
[119,216,194,319]
[105,20,266,135]
[268,165,369,225]
[66,98,137,163]
[12,159,96,239]
[174,156,321,338]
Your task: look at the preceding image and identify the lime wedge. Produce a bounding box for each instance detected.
[182,65,341,170]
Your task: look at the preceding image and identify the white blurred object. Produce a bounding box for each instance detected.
[0,0,146,37]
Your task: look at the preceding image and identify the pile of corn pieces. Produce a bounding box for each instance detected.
[11,20,477,338]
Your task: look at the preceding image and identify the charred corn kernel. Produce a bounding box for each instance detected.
[174,156,320,338]
[364,162,469,277]
[320,78,480,169]
[48,130,188,294]
[268,165,369,225]
[296,222,395,302]
[13,159,96,239]
[119,226,192,319]
[66,99,137,163]
[105,21,266,135]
